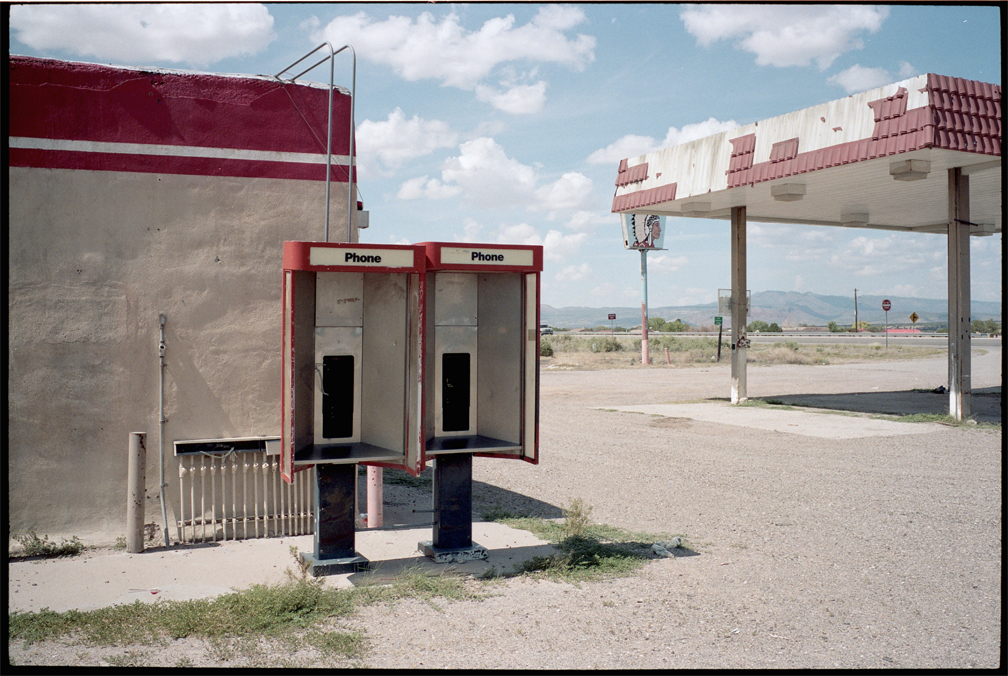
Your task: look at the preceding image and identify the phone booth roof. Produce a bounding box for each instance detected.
[421,241,543,273]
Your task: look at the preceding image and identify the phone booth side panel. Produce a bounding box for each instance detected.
[523,270,540,464]
[360,270,424,476]
[476,272,522,447]
[281,268,316,483]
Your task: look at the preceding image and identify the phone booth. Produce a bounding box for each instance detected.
[418,241,543,561]
[281,241,425,574]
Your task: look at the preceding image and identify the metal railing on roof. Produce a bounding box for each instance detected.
[274,43,356,243]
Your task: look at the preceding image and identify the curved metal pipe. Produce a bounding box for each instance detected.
[275,43,356,244]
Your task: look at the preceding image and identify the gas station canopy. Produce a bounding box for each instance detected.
[610,73,1001,420]
[611,73,1001,236]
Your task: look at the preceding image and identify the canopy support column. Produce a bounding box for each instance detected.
[947,168,971,420]
[731,206,748,403]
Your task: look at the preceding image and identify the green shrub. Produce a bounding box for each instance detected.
[540,338,554,357]
[598,337,622,352]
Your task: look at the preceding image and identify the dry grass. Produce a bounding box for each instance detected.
[540,335,944,370]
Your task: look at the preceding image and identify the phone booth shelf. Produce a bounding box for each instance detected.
[281,240,426,575]
[416,241,543,563]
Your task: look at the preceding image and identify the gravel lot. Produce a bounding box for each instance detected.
[8,347,1002,668]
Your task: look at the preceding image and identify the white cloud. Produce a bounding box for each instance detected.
[495,222,542,245]
[542,230,589,262]
[556,263,592,283]
[532,172,594,214]
[586,134,657,165]
[10,4,275,67]
[475,81,548,114]
[488,223,587,263]
[401,138,596,228]
[312,6,595,90]
[587,118,737,165]
[441,137,537,208]
[827,65,896,93]
[461,218,484,242]
[661,118,740,146]
[396,175,461,200]
[680,5,888,70]
[563,210,614,232]
[828,233,944,277]
[356,108,458,174]
[827,60,920,94]
[648,254,690,272]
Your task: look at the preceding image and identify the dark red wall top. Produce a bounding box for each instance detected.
[9,55,351,154]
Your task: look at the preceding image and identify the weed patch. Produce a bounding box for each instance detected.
[14,531,84,558]
[891,413,999,428]
[489,502,689,583]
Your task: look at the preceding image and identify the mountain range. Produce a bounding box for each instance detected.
[541,291,1002,330]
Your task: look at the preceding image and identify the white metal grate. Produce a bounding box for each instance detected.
[176,451,314,543]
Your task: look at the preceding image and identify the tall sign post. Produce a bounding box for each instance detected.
[608,313,616,334]
[714,316,723,361]
[620,213,666,365]
[882,299,891,350]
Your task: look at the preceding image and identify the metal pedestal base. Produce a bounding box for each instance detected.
[309,463,364,577]
[432,453,474,549]
[418,540,488,564]
[300,551,369,577]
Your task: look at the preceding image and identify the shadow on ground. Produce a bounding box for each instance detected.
[763,386,1002,424]
[363,471,563,530]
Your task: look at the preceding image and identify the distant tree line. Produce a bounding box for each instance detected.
[972,318,1001,334]
[746,320,781,333]
[648,317,690,332]
[822,318,1001,334]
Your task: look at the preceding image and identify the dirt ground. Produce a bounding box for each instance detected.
[7,346,1002,669]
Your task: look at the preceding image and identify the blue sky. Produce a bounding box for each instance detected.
[9,3,1003,308]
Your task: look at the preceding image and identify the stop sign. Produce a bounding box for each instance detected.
[882,299,891,311]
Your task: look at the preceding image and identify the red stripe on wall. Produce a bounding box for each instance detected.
[9,147,356,183]
[9,56,352,157]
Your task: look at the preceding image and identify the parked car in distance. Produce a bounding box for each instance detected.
[540,324,553,335]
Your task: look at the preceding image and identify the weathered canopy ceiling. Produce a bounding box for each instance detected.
[612,74,1001,236]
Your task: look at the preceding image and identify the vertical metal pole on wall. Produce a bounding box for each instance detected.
[158,314,170,546]
[640,248,650,365]
[127,432,146,553]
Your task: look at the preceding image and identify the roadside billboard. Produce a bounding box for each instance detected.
[620,213,666,250]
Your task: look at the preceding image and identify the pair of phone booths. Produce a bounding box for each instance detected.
[281,241,542,573]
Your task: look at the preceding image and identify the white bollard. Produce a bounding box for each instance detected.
[367,466,383,528]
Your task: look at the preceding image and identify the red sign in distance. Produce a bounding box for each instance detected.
[882,299,891,311]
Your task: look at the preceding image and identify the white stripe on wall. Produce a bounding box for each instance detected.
[9,136,350,166]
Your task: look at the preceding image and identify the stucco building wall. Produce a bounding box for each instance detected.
[8,56,356,542]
